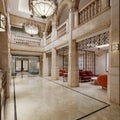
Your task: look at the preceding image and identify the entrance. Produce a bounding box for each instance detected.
[15,59,29,72]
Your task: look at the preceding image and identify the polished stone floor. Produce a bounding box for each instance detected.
[5,76,120,120]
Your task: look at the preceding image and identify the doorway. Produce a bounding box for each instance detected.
[15,59,29,72]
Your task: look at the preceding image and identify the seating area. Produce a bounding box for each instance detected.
[59,69,108,89]
[79,70,96,81]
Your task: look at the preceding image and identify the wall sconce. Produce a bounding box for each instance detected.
[111,43,120,51]
[0,12,6,32]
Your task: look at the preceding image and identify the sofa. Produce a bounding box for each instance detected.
[97,74,107,88]
[79,70,96,81]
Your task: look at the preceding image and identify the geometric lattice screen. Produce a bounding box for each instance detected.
[78,51,95,74]
[57,46,69,70]
[77,31,109,74]
[77,31,109,50]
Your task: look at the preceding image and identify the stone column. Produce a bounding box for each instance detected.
[50,15,59,80]
[48,54,52,76]
[74,11,79,28]
[108,0,120,104]
[39,56,43,77]
[68,40,79,87]
[68,8,79,87]
[43,53,49,77]
[51,48,59,80]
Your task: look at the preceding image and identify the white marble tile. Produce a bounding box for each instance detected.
[5,76,120,120]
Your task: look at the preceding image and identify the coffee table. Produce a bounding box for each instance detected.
[91,77,98,85]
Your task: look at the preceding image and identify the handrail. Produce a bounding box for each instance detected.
[13,34,41,41]
[57,20,67,30]
[79,0,110,25]
[57,19,68,38]
[46,33,51,39]
[79,0,96,12]
[11,34,41,47]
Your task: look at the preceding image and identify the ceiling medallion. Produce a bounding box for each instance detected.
[30,0,57,19]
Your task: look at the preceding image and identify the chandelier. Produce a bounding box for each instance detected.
[30,0,57,19]
[24,23,39,36]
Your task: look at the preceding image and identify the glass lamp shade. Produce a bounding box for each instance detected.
[0,12,6,32]
[24,24,39,35]
[32,0,57,19]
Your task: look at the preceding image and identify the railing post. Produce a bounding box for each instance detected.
[79,0,110,26]
[88,6,91,20]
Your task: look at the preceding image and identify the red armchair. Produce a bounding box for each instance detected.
[97,74,107,88]
[59,69,67,76]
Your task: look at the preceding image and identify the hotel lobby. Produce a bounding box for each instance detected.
[0,0,120,120]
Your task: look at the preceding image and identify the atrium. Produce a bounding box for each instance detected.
[0,0,120,120]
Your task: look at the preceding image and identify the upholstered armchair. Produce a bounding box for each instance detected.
[97,74,107,88]
[59,69,67,76]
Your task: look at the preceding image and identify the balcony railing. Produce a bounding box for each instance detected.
[57,19,68,38]
[11,34,41,47]
[46,33,51,45]
[44,0,110,46]
[79,0,110,25]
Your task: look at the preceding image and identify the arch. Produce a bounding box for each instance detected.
[45,18,52,35]
[75,0,81,10]
[56,0,71,24]
[58,5,69,26]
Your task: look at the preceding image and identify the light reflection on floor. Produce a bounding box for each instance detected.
[5,75,120,120]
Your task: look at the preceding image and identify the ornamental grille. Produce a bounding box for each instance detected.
[77,31,109,50]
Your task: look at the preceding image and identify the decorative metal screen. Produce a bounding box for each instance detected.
[77,31,109,50]
[78,51,95,74]
[57,46,69,71]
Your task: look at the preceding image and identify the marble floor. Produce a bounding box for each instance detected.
[5,75,120,120]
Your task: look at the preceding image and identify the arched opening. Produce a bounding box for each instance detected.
[58,5,69,26]
[45,20,52,35]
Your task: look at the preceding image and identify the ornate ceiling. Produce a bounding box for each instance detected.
[0,0,87,34]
